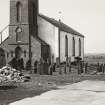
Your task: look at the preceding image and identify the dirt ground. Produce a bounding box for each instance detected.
[1,74,105,105]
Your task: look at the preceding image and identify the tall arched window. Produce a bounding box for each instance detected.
[15,27,22,42]
[65,35,68,57]
[79,38,81,56]
[72,37,75,56]
[16,2,22,22]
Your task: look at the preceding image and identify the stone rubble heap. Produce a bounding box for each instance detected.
[0,66,25,86]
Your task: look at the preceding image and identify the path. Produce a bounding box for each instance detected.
[9,80,105,105]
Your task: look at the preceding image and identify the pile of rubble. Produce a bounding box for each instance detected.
[0,66,30,86]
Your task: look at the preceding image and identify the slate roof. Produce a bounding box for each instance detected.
[32,36,48,45]
[39,14,84,38]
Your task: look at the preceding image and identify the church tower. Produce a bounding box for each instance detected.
[7,0,39,66]
[9,0,39,44]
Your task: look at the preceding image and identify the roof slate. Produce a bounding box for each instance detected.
[39,14,84,38]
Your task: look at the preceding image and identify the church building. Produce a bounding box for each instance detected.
[0,0,84,67]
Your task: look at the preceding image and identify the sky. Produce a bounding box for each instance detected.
[0,0,105,54]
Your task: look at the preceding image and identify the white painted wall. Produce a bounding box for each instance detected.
[38,16,59,62]
[60,31,84,62]
[38,16,84,63]
[31,36,41,65]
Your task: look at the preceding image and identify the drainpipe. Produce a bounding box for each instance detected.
[29,33,32,73]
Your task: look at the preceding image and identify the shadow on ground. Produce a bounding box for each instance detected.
[1,74,105,105]
[0,86,50,105]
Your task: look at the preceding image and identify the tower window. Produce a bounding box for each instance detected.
[15,27,22,42]
[72,37,75,56]
[79,38,81,56]
[16,2,22,22]
[65,35,68,57]
[24,50,27,58]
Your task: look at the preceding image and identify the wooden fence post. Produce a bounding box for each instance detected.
[80,61,83,74]
[100,64,103,72]
[85,62,88,74]
[78,61,81,75]
[68,57,71,73]
[64,64,67,74]
[97,63,100,72]
[103,64,105,74]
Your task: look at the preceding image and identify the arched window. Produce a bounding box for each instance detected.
[16,2,22,22]
[65,35,68,57]
[15,46,22,58]
[79,38,81,56]
[72,37,75,56]
[15,27,22,42]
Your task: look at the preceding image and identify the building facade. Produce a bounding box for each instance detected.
[0,0,84,67]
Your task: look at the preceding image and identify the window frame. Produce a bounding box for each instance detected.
[16,2,22,22]
[65,35,68,57]
[72,37,75,56]
[79,38,81,56]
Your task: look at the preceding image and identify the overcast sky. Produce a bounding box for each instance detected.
[0,0,105,54]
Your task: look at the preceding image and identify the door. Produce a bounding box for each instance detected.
[41,45,50,62]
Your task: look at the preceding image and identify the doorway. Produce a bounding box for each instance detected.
[41,45,50,62]
[15,46,22,58]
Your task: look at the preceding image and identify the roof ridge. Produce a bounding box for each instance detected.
[39,13,84,37]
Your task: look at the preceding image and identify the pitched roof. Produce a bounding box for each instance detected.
[39,14,84,38]
[33,36,48,45]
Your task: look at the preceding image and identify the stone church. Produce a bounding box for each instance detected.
[0,0,84,67]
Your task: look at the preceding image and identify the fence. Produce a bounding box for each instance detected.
[53,61,105,75]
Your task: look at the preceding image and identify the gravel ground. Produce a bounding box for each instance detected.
[1,73,105,105]
[9,80,105,105]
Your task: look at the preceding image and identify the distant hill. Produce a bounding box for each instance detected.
[84,53,105,64]
[85,53,105,57]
